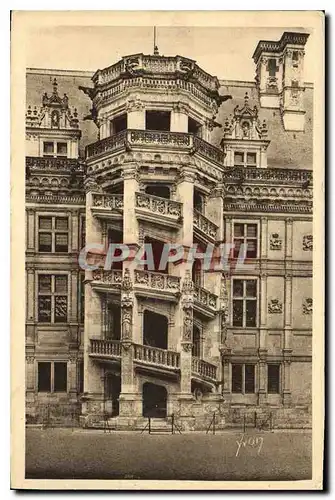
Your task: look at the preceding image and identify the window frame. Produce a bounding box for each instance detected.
[37,360,68,393]
[267,363,281,394]
[232,221,260,259]
[37,213,70,254]
[42,140,69,158]
[234,150,258,168]
[231,363,256,394]
[36,272,69,324]
[231,277,259,328]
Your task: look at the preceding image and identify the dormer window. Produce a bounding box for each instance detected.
[234,151,257,167]
[43,141,68,158]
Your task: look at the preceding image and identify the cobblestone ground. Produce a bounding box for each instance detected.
[26,428,312,481]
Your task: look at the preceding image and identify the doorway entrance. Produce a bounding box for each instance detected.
[104,373,121,417]
[142,382,168,418]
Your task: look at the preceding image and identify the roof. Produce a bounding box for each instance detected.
[26,68,313,169]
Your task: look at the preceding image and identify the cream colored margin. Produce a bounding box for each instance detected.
[11,10,324,490]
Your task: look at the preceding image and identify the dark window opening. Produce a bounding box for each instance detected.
[194,190,204,213]
[232,364,255,393]
[107,229,123,270]
[188,117,202,136]
[57,142,68,157]
[54,362,67,392]
[192,258,202,287]
[143,310,168,350]
[38,233,52,252]
[233,223,258,259]
[143,382,167,418]
[78,361,84,394]
[38,362,51,392]
[145,185,170,199]
[232,279,257,328]
[268,364,280,394]
[143,237,167,273]
[111,113,127,135]
[232,364,243,393]
[104,301,121,340]
[105,374,121,416]
[268,58,278,77]
[245,364,255,393]
[55,233,68,253]
[192,325,201,358]
[146,110,171,131]
[43,142,54,156]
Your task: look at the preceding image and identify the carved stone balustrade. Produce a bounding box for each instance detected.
[192,357,217,382]
[193,285,218,315]
[91,193,124,220]
[134,270,180,301]
[193,209,218,242]
[86,130,127,158]
[90,339,121,358]
[91,269,123,292]
[86,129,225,168]
[222,166,312,185]
[133,343,180,370]
[135,192,182,228]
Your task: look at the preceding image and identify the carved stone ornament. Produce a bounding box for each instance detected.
[122,268,133,292]
[270,233,282,251]
[268,299,283,314]
[182,270,194,295]
[181,342,193,353]
[183,307,193,342]
[302,235,313,251]
[302,298,313,315]
[121,306,132,341]
[26,356,35,364]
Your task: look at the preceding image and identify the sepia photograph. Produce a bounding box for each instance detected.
[11,10,324,490]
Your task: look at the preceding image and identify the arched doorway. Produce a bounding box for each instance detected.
[142,382,168,418]
[143,310,168,349]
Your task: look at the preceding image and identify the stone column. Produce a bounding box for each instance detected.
[170,103,188,133]
[176,168,195,250]
[71,210,79,253]
[127,101,145,130]
[26,209,35,252]
[82,178,104,419]
[122,164,139,246]
[119,269,140,417]
[261,217,268,259]
[283,274,293,405]
[25,355,35,393]
[258,272,268,405]
[177,272,194,414]
[68,353,78,402]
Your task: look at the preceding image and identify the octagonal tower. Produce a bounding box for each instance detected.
[80,52,231,429]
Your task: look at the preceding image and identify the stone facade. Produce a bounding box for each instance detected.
[25,32,312,429]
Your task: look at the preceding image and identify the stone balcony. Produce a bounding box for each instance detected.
[86,129,225,167]
[89,338,218,383]
[134,270,181,302]
[193,285,218,317]
[91,193,124,220]
[193,209,218,243]
[135,192,182,229]
[90,269,123,293]
[192,357,217,383]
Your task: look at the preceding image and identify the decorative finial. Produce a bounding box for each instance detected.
[244,92,249,106]
[153,26,159,55]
